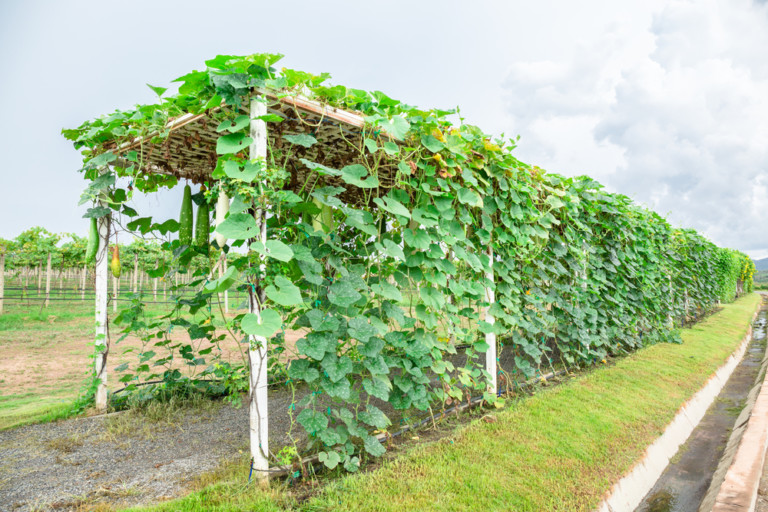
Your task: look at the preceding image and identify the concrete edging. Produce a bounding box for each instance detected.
[709,353,768,511]
[596,308,759,512]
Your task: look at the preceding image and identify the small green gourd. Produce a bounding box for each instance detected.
[179,184,193,246]
[85,218,99,263]
[195,187,210,248]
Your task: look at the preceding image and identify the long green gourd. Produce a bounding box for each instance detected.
[179,184,193,246]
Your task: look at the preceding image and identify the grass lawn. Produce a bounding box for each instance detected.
[126,293,761,512]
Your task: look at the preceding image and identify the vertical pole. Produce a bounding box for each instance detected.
[94,209,110,412]
[484,245,497,395]
[113,273,118,313]
[153,277,157,301]
[0,253,5,315]
[133,254,138,293]
[248,94,270,484]
[37,263,42,291]
[44,253,52,308]
[220,253,229,314]
[81,264,87,301]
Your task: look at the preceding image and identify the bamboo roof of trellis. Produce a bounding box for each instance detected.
[115,91,399,206]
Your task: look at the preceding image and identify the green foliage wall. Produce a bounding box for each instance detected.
[64,54,754,471]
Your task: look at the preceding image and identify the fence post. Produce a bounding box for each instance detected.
[248,94,270,484]
[44,253,52,308]
[484,245,497,395]
[94,206,111,412]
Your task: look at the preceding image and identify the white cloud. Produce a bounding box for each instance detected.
[503,0,768,256]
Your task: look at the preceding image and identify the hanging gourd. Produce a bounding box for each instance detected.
[110,245,121,278]
[179,184,193,246]
[85,218,98,263]
[214,190,229,249]
[195,186,210,248]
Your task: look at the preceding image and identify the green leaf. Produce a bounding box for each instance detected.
[288,359,320,382]
[404,229,430,250]
[383,141,399,155]
[297,408,328,434]
[296,332,336,360]
[373,196,411,219]
[363,435,386,456]
[340,164,380,189]
[250,240,294,262]
[348,317,377,342]
[216,115,250,133]
[215,213,259,240]
[545,195,565,209]
[371,281,403,302]
[146,83,167,97]
[382,239,405,260]
[420,287,445,309]
[362,375,391,401]
[305,309,340,332]
[364,138,378,153]
[83,206,111,219]
[328,279,363,308]
[255,113,283,123]
[241,309,282,338]
[364,355,389,375]
[359,404,391,430]
[216,133,253,154]
[223,160,260,182]
[319,451,341,469]
[322,353,353,382]
[322,376,352,400]
[375,115,410,141]
[458,188,482,207]
[204,266,239,293]
[283,134,317,148]
[421,135,445,153]
[300,158,342,177]
[265,276,303,306]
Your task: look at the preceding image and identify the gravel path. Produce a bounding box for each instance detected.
[0,390,301,512]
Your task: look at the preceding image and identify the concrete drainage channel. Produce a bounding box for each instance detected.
[596,299,768,512]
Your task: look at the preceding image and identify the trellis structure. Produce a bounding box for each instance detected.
[66,53,754,483]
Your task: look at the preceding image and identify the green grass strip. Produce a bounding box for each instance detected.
[129,293,760,512]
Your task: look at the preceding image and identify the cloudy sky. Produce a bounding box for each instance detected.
[1,0,767,256]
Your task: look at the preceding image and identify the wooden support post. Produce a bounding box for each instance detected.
[153,277,157,301]
[94,210,111,412]
[0,253,5,315]
[37,263,42,291]
[44,253,52,308]
[484,245,497,395]
[248,95,270,484]
[113,274,118,313]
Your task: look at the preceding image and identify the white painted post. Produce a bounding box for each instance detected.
[44,253,52,308]
[37,263,42,291]
[113,273,118,313]
[94,210,110,412]
[81,264,87,301]
[221,253,229,314]
[0,252,5,315]
[133,254,138,293]
[248,95,270,484]
[153,277,157,301]
[484,245,497,395]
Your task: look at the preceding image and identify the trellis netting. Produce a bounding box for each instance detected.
[64,53,754,474]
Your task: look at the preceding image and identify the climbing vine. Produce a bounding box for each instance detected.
[64,53,754,472]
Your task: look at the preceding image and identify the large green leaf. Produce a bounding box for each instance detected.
[265,276,303,306]
[420,286,445,309]
[457,187,482,207]
[223,160,260,182]
[322,353,353,382]
[340,164,379,189]
[297,408,328,434]
[328,279,363,308]
[216,133,253,154]
[373,196,411,219]
[296,332,336,360]
[319,450,341,469]
[371,281,402,302]
[241,309,282,338]
[288,359,320,382]
[250,240,294,262]
[348,316,377,342]
[362,375,391,401]
[203,266,239,293]
[375,115,410,141]
[363,435,386,456]
[358,404,391,430]
[216,115,250,133]
[215,213,259,240]
[283,133,317,148]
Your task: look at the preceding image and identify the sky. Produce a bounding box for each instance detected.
[1,0,767,256]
